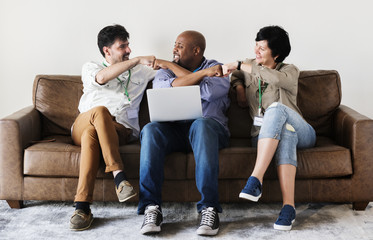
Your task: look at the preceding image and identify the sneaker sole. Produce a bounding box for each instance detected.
[196,228,219,236]
[239,192,261,202]
[119,192,137,202]
[140,225,161,235]
[273,219,295,231]
[70,217,94,231]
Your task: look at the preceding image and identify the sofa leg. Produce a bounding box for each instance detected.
[352,202,369,211]
[6,200,23,209]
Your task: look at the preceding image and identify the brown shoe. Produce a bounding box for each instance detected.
[116,180,136,202]
[70,209,93,231]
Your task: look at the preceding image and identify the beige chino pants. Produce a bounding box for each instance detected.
[71,106,131,202]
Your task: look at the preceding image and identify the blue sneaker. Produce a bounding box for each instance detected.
[274,205,296,231]
[239,176,262,202]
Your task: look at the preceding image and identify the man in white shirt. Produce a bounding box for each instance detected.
[70,24,156,231]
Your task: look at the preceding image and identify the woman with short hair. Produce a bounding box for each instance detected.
[223,25,316,231]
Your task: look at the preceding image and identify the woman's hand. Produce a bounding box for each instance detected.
[222,62,238,75]
[223,61,252,75]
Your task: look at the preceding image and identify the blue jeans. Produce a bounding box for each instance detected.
[137,117,229,214]
[252,102,316,167]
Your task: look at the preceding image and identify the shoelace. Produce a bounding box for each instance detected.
[116,184,124,193]
[72,210,89,220]
[200,207,216,226]
[116,181,131,193]
[144,207,160,224]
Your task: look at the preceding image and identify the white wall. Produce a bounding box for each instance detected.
[1,0,372,119]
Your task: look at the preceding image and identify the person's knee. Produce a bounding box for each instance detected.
[267,102,287,112]
[81,127,99,145]
[140,122,164,142]
[268,102,279,108]
[92,106,110,115]
[142,122,160,134]
[90,106,113,124]
[189,118,212,141]
[191,118,215,133]
[261,102,285,126]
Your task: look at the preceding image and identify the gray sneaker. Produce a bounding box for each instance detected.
[70,209,93,231]
[140,205,163,234]
[116,180,136,202]
[196,207,219,236]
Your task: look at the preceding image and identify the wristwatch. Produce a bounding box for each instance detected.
[237,61,242,70]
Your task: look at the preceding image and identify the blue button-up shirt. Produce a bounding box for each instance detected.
[153,58,230,135]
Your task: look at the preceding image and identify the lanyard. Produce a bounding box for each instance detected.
[258,78,268,116]
[102,63,131,101]
[193,57,205,72]
[257,63,283,115]
[193,65,203,73]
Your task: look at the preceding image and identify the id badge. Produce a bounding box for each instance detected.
[253,115,264,127]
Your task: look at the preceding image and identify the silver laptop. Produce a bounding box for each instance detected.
[146,85,203,122]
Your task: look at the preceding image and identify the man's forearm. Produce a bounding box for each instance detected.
[172,64,223,87]
[154,60,200,87]
[96,57,141,85]
[172,70,207,87]
[159,61,191,78]
[154,60,222,87]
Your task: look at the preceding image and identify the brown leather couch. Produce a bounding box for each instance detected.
[1,70,372,210]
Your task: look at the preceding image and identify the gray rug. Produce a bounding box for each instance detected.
[0,200,372,240]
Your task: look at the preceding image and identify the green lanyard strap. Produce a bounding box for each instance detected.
[258,78,268,116]
[257,63,283,115]
[102,62,131,102]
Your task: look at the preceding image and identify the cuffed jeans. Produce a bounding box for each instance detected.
[138,117,229,214]
[71,106,131,202]
[253,102,316,167]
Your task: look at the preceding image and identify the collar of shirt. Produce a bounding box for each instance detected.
[192,57,206,72]
[103,59,111,67]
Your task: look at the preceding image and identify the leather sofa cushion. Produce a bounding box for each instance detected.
[24,136,351,180]
[297,70,341,137]
[33,75,82,137]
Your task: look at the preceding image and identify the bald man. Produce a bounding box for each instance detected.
[138,31,230,236]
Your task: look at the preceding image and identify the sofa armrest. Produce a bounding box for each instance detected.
[0,106,41,200]
[333,104,373,202]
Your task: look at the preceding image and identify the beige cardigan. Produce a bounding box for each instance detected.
[231,58,301,137]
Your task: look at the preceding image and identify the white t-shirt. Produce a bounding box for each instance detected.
[78,60,156,139]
